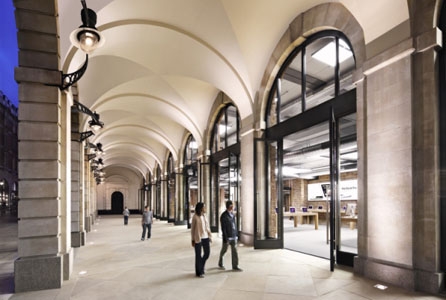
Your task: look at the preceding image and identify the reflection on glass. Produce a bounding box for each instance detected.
[268,141,279,239]
[219,114,226,150]
[338,113,358,254]
[339,39,355,96]
[279,52,303,123]
[306,36,335,110]
[270,35,356,119]
[227,106,238,146]
[184,135,198,228]
[212,105,240,153]
[282,121,331,258]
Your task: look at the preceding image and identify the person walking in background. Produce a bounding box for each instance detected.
[218,200,242,271]
[141,206,153,241]
[191,202,212,278]
[123,206,130,225]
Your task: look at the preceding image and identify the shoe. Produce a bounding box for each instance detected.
[232,267,243,272]
[198,274,205,278]
[218,265,225,270]
[141,238,144,241]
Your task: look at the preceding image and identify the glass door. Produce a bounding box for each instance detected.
[282,121,331,258]
[334,113,358,267]
[254,138,283,249]
[185,164,198,229]
[211,153,241,234]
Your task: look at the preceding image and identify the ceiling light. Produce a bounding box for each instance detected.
[69,0,105,54]
[312,39,352,67]
[88,112,104,131]
[59,0,105,90]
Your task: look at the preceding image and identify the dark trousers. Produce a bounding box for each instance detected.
[124,216,129,225]
[141,223,152,239]
[194,238,210,276]
[218,240,239,269]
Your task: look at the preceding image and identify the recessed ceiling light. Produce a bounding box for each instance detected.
[79,271,87,275]
[312,39,352,67]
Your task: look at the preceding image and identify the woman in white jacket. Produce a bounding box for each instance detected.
[191,202,212,278]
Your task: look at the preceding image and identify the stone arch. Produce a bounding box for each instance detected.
[256,3,366,126]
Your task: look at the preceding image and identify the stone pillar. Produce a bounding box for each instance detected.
[354,38,416,290]
[412,27,444,294]
[151,182,156,212]
[59,91,73,281]
[168,175,175,223]
[199,155,211,219]
[90,175,96,225]
[175,169,186,225]
[84,159,91,232]
[14,0,65,292]
[240,121,255,245]
[161,176,167,220]
[71,111,85,247]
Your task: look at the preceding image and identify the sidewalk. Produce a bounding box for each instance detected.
[0,215,443,299]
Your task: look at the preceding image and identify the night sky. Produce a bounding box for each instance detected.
[0,1,18,107]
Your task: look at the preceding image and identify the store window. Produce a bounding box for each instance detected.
[267,33,355,126]
[257,31,357,268]
[210,104,241,233]
[167,153,175,222]
[184,135,198,228]
[212,105,240,153]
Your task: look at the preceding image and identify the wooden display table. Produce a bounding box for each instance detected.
[283,211,319,229]
[341,216,357,229]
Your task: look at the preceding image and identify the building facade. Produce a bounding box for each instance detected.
[0,90,18,217]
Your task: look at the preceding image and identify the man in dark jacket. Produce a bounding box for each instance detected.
[218,200,242,271]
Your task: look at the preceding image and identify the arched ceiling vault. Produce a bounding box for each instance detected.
[60,0,409,178]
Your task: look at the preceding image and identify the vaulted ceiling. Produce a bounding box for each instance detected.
[59,0,409,180]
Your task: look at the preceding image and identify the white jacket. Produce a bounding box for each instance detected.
[191,213,212,243]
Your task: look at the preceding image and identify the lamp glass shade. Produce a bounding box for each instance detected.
[90,124,102,131]
[78,30,100,53]
[70,27,105,54]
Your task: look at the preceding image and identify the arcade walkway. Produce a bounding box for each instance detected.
[0,215,443,300]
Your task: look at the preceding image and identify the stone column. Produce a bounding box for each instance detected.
[412,27,444,294]
[199,155,211,219]
[240,121,255,245]
[14,0,65,292]
[175,169,186,225]
[161,176,167,220]
[71,111,85,247]
[84,159,91,232]
[354,38,416,290]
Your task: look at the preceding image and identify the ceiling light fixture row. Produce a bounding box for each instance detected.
[72,100,104,142]
[59,0,105,90]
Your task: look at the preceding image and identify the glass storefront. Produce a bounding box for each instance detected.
[256,30,358,267]
[210,104,241,234]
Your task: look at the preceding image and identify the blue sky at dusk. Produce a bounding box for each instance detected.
[0,1,18,107]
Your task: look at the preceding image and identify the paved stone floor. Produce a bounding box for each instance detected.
[0,215,445,300]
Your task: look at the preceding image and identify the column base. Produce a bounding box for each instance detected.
[14,255,62,292]
[62,248,73,280]
[71,231,86,247]
[240,231,254,246]
[85,216,92,232]
[354,256,415,291]
[415,269,445,294]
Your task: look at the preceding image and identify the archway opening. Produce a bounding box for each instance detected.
[111,191,124,214]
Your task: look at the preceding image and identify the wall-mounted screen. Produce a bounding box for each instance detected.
[308,179,357,200]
